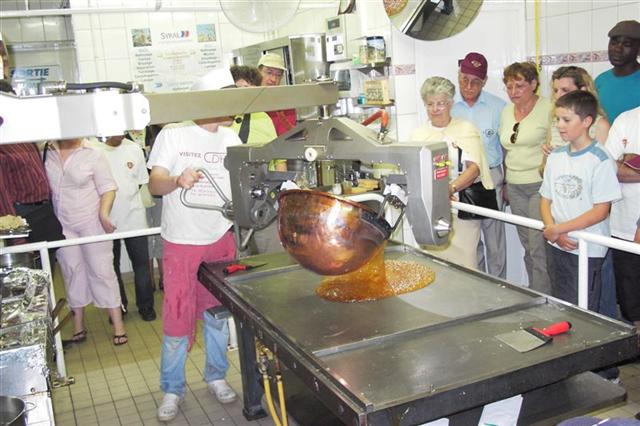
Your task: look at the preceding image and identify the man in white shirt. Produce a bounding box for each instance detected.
[604,106,640,328]
[91,135,156,321]
[148,68,241,422]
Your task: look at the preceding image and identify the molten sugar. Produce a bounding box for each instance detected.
[316,244,436,302]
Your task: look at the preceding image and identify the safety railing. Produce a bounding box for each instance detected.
[2,202,639,381]
[451,201,640,309]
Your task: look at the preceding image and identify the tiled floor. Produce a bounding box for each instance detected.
[51,272,640,425]
[412,0,483,41]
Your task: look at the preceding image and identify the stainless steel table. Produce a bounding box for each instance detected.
[199,245,638,425]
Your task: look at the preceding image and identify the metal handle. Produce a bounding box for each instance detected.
[376,194,406,233]
[179,168,234,219]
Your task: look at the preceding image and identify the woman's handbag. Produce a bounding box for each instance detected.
[456,148,499,220]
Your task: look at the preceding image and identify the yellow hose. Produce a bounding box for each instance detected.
[277,374,288,426]
[534,0,541,71]
[263,372,282,426]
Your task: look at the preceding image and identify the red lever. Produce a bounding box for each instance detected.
[534,321,572,337]
[223,264,247,275]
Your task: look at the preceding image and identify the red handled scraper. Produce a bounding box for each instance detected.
[495,321,572,353]
[223,262,267,276]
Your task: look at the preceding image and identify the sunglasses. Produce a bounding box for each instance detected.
[510,122,520,144]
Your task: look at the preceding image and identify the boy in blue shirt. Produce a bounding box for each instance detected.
[540,91,621,310]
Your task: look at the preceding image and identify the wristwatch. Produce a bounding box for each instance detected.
[450,183,458,193]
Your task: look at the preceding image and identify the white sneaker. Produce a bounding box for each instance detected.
[208,379,237,404]
[157,393,183,422]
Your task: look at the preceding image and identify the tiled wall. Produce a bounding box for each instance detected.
[389,0,639,140]
[524,0,640,98]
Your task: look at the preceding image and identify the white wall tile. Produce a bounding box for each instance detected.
[394,74,417,115]
[171,12,196,30]
[218,22,244,51]
[78,60,98,81]
[390,29,416,65]
[70,0,89,6]
[125,12,150,29]
[592,0,619,10]
[545,0,568,17]
[19,17,46,42]
[99,13,125,29]
[591,7,619,51]
[617,1,640,21]
[90,14,101,29]
[43,16,68,41]
[195,12,219,25]
[0,18,22,42]
[591,61,611,79]
[568,0,592,14]
[545,15,569,55]
[103,58,132,81]
[95,59,107,80]
[395,113,419,142]
[568,11,591,52]
[91,31,105,59]
[72,15,92,31]
[148,12,173,29]
[101,28,129,59]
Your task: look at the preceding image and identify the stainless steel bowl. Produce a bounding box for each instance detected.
[277,190,392,276]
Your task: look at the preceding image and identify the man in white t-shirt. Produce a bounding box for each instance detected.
[604,106,640,328]
[91,135,156,321]
[148,68,241,422]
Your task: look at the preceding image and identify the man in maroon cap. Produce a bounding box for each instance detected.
[595,20,640,123]
[451,52,507,278]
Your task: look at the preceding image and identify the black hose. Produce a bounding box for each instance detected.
[66,81,134,91]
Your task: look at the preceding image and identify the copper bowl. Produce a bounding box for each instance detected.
[277,190,392,276]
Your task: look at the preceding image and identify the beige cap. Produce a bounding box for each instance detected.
[257,53,286,71]
[191,68,235,91]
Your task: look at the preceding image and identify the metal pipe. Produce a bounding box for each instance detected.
[578,238,589,309]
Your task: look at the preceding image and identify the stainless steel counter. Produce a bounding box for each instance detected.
[199,245,639,425]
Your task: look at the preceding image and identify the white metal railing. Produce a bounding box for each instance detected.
[2,202,639,380]
[451,201,640,309]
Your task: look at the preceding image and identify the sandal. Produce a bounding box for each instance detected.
[62,329,87,345]
[113,333,128,346]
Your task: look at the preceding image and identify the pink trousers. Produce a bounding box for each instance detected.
[162,232,236,346]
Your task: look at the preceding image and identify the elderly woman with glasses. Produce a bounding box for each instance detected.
[499,62,552,294]
[409,76,494,269]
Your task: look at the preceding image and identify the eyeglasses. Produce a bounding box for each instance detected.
[426,100,449,110]
[510,122,520,144]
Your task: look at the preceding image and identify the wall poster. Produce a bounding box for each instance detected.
[130,23,222,93]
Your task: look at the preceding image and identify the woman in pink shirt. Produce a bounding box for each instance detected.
[45,138,127,346]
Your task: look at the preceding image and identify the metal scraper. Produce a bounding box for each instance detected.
[495,321,572,353]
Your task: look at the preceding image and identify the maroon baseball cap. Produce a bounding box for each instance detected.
[458,52,488,80]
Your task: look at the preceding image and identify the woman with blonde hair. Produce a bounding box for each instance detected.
[545,65,610,153]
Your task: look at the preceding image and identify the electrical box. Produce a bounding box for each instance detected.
[325,14,362,62]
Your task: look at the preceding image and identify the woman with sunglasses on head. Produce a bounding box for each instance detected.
[410,77,494,269]
[499,62,552,295]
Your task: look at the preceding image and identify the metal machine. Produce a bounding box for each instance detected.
[225,115,451,246]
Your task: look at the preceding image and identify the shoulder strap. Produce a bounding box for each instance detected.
[457,146,463,173]
[238,114,251,144]
[42,142,50,164]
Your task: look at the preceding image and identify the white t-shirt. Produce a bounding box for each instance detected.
[540,141,621,257]
[147,122,242,245]
[604,106,640,241]
[90,138,149,231]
